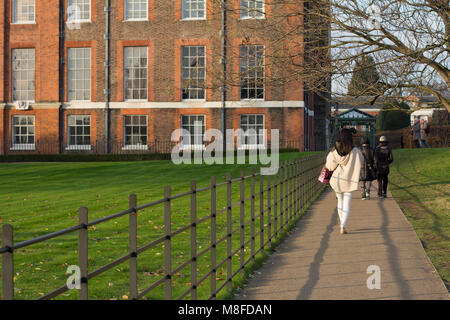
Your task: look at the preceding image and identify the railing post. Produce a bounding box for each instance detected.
[78,207,88,300]
[164,186,172,299]
[274,169,278,239]
[2,224,14,300]
[250,168,256,264]
[210,176,217,299]
[129,194,138,300]
[226,172,232,292]
[279,163,284,232]
[259,171,264,252]
[239,170,245,276]
[190,180,197,300]
[284,160,289,226]
[301,159,305,208]
[289,160,293,223]
[294,160,298,217]
[267,175,272,245]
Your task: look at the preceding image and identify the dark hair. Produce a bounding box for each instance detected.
[335,128,354,156]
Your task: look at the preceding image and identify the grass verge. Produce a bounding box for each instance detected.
[389,148,449,291]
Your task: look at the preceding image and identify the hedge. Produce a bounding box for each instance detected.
[0,148,301,162]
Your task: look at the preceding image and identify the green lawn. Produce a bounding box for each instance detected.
[0,152,322,300]
[389,148,450,290]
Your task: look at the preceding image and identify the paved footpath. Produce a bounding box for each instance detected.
[234,186,449,300]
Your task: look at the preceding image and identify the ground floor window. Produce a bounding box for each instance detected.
[12,115,35,150]
[181,115,205,148]
[239,114,264,149]
[67,115,91,150]
[124,115,148,148]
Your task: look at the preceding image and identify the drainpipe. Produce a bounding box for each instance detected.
[58,0,65,154]
[104,0,111,154]
[221,0,227,151]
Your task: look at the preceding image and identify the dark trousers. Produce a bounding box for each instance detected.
[377,174,389,196]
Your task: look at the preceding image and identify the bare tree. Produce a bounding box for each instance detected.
[216,0,449,111]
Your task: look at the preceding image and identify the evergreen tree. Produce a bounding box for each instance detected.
[347,55,381,96]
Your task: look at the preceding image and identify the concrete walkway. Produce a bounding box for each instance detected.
[234,186,449,300]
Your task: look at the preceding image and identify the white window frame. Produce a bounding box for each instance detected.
[11,115,35,150]
[239,45,265,101]
[181,0,206,20]
[124,0,148,21]
[67,0,91,23]
[11,48,35,103]
[239,0,265,20]
[180,115,206,150]
[66,115,91,150]
[124,46,148,101]
[238,114,265,150]
[12,0,36,24]
[123,115,148,150]
[67,48,91,102]
[181,46,206,101]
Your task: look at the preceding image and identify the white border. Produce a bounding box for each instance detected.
[63,101,305,109]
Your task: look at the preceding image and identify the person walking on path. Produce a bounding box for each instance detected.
[359,137,377,200]
[419,118,430,148]
[374,136,394,198]
[325,129,363,235]
[411,118,421,148]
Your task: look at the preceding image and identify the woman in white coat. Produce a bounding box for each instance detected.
[325,129,363,234]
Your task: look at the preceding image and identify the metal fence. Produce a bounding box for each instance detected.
[1,154,325,300]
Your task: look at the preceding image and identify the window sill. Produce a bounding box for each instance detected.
[181,18,207,21]
[66,145,92,151]
[238,16,266,21]
[238,145,266,150]
[11,21,36,25]
[66,20,91,24]
[181,145,206,151]
[123,19,149,22]
[122,145,148,151]
[240,98,265,102]
[124,99,149,103]
[10,145,35,151]
[67,100,92,103]
[181,99,207,102]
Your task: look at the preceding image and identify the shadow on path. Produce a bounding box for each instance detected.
[296,203,338,300]
[378,199,413,299]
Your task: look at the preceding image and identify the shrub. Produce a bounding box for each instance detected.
[376,109,411,131]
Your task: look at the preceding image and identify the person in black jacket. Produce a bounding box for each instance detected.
[374,136,394,198]
[359,137,377,200]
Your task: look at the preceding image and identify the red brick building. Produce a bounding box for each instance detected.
[0,0,329,155]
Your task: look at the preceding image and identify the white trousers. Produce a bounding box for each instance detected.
[336,192,353,228]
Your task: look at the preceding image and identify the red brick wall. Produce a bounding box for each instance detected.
[0,1,5,102]
[4,0,59,102]
[0,1,312,154]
